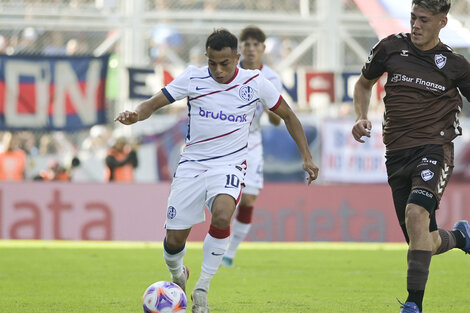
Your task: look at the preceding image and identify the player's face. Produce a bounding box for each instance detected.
[206,47,240,84]
[240,38,265,67]
[410,5,447,51]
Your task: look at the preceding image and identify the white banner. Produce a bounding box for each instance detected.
[321,119,387,183]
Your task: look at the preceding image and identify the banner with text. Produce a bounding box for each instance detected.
[0,55,109,130]
[321,119,387,183]
[2,182,469,242]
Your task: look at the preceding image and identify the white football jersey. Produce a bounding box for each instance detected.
[244,63,283,149]
[162,65,282,177]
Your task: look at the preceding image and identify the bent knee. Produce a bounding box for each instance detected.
[405,204,429,223]
[211,214,232,228]
[165,232,188,250]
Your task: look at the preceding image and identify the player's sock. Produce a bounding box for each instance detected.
[406,290,424,312]
[194,270,213,293]
[236,205,254,224]
[225,219,252,259]
[406,250,432,312]
[163,237,186,277]
[195,224,230,291]
[435,229,457,255]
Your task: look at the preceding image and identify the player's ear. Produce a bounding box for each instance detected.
[439,16,448,29]
[262,43,266,53]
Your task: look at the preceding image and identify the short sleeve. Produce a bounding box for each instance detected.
[270,75,283,93]
[162,66,194,102]
[362,39,388,80]
[258,76,282,110]
[457,57,470,102]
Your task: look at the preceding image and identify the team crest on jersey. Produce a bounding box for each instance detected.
[167,206,177,219]
[239,85,254,101]
[434,54,447,69]
[421,169,434,182]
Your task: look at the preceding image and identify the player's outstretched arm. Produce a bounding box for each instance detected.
[273,99,319,184]
[352,74,378,143]
[115,90,171,125]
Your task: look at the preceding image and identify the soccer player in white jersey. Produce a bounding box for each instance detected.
[222,26,283,268]
[115,29,319,313]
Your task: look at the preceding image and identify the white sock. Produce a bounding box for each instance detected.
[163,245,186,278]
[225,219,251,259]
[194,270,213,292]
[195,233,229,291]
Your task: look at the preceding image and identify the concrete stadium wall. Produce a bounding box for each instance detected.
[1,182,469,242]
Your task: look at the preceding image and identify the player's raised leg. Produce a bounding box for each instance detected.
[192,193,237,313]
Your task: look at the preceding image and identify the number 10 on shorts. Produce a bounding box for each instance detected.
[225,174,240,188]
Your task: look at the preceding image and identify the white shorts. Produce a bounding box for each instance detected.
[165,165,245,230]
[243,144,263,195]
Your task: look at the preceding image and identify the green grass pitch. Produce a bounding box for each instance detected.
[0,240,469,313]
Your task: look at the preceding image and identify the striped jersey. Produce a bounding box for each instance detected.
[162,65,282,177]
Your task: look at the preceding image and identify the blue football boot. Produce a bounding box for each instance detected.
[453,220,470,254]
[398,300,421,313]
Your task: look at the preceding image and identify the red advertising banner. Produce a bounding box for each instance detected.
[1,183,469,242]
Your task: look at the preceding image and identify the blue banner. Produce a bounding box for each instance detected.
[0,54,109,131]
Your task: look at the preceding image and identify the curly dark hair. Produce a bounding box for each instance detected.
[205,28,238,52]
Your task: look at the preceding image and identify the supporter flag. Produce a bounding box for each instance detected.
[0,54,109,130]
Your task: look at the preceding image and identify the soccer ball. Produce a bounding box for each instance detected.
[142,281,187,313]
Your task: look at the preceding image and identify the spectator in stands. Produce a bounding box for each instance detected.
[16,131,38,156]
[0,132,27,181]
[43,31,67,55]
[0,35,7,54]
[105,136,138,182]
[14,27,38,54]
[37,159,71,181]
[76,125,111,182]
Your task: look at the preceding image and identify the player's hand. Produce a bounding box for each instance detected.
[114,110,139,125]
[303,159,319,185]
[352,119,372,143]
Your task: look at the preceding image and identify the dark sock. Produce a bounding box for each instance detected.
[406,289,424,312]
[435,229,456,255]
[407,250,432,312]
[452,230,466,249]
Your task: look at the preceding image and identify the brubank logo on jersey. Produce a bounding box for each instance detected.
[390,73,445,91]
[199,107,247,122]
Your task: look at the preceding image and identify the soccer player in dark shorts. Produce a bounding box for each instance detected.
[351,1,470,312]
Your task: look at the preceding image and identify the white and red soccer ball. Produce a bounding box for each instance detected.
[142,281,187,313]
